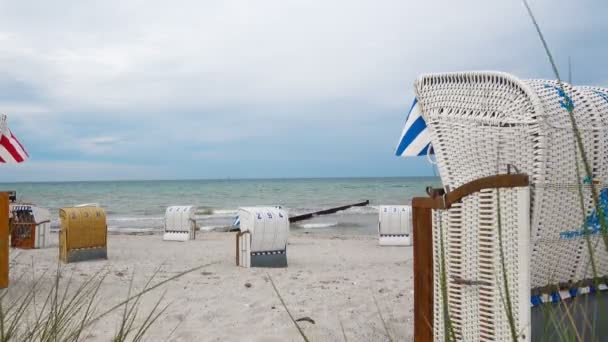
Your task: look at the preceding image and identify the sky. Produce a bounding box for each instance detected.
[0,0,607,182]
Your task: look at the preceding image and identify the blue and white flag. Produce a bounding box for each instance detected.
[395,98,433,157]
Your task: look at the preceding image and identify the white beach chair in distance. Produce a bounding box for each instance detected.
[378,205,412,246]
[236,207,289,268]
[163,206,196,241]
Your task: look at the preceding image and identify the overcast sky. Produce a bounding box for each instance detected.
[0,0,606,181]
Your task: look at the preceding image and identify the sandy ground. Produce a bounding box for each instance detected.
[8,231,413,341]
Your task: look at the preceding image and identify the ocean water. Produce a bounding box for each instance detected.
[0,177,440,235]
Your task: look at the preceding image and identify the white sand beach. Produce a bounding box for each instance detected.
[8,231,413,341]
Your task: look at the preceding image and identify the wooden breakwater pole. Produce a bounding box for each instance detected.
[288,200,370,223]
[229,201,370,232]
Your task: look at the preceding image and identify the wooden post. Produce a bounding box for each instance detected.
[235,232,240,266]
[412,204,434,341]
[0,192,9,289]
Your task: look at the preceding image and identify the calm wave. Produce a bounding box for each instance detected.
[0,177,440,235]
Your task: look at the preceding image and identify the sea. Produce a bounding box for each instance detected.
[0,177,440,235]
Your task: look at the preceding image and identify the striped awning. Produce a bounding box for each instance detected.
[395,98,433,157]
[0,114,29,163]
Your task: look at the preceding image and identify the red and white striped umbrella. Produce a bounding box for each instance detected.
[0,114,28,163]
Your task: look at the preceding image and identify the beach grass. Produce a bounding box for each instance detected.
[523,1,607,340]
[0,262,213,342]
[267,273,310,342]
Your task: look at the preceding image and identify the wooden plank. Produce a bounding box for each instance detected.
[0,192,9,289]
[412,174,529,210]
[445,174,528,207]
[412,205,433,342]
[236,232,239,266]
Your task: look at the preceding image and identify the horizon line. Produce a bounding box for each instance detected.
[0,175,441,184]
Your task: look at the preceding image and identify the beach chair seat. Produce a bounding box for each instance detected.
[378,205,412,246]
[236,207,289,268]
[163,206,196,241]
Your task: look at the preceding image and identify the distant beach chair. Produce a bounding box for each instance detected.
[163,206,197,241]
[59,206,108,263]
[402,72,608,341]
[377,205,412,246]
[236,207,289,268]
[9,204,51,249]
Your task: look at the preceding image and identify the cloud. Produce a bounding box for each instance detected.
[0,0,606,181]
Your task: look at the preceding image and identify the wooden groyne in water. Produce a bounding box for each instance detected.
[288,200,370,223]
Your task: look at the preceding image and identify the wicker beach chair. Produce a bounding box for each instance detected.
[236,207,289,268]
[378,205,412,246]
[410,72,608,341]
[59,206,108,263]
[163,206,197,241]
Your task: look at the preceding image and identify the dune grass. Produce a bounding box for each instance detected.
[523,2,607,340]
[266,273,310,342]
[373,295,395,342]
[0,262,214,342]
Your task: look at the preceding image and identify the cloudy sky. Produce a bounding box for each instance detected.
[0,0,606,181]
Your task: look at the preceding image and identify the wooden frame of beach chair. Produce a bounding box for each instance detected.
[0,192,9,289]
[412,174,530,341]
[32,206,51,248]
[378,205,412,246]
[236,207,289,268]
[163,206,197,241]
[410,72,608,341]
[59,207,108,263]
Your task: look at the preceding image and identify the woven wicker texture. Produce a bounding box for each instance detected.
[432,187,530,342]
[415,72,608,289]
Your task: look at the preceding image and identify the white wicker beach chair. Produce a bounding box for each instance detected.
[163,206,196,241]
[411,72,608,341]
[378,205,412,246]
[236,207,289,268]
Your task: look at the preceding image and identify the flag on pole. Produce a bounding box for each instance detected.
[395,98,433,157]
[0,114,29,163]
